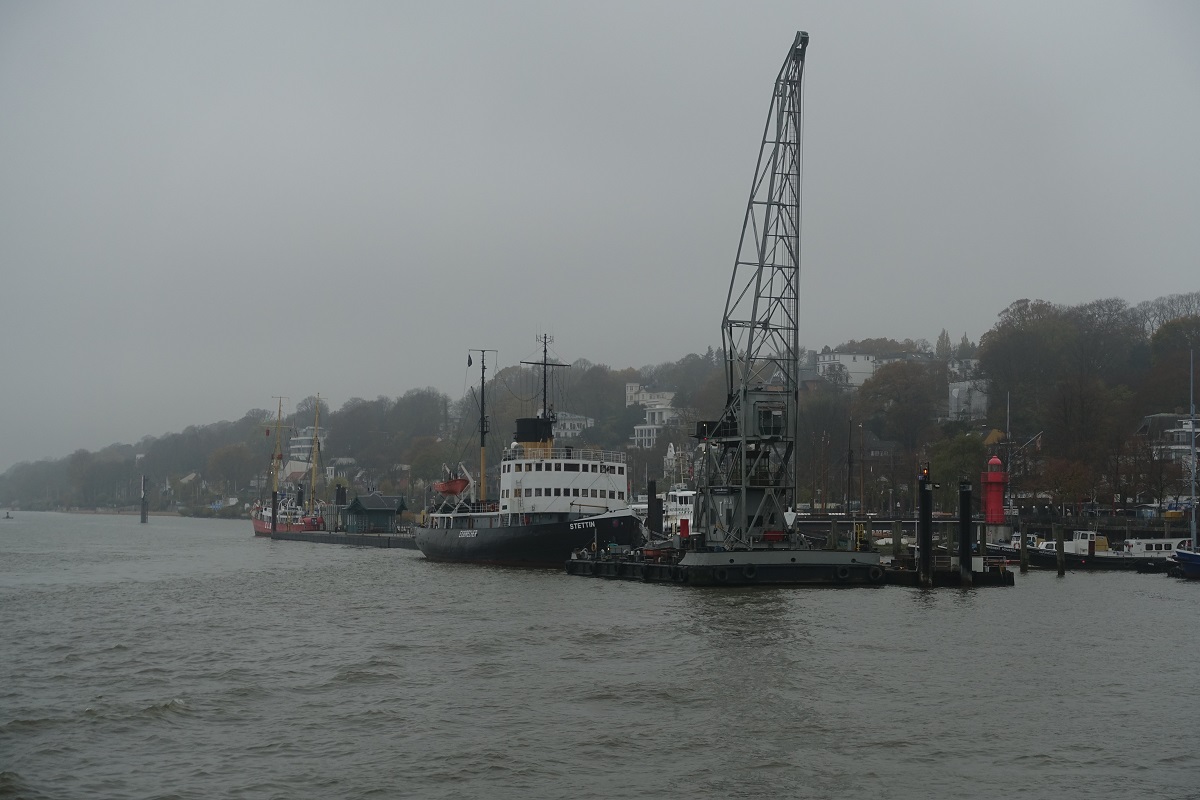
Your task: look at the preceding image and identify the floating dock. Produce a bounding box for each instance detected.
[568,549,886,586]
[566,551,1017,587]
[565,553,1015,587]
[269,530,418,549]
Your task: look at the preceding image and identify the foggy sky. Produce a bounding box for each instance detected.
[2,1,1198,472]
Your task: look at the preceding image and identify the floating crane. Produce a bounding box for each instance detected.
[684,32,884,584]
[564,32,887,584]
[693,31,808,552]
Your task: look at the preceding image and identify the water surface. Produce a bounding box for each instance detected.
[2,512,1196,799]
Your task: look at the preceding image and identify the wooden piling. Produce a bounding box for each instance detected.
[958,480,973,588]
[918,470,933,588]
[647,479,661,536]
[1054,522,1065,576]
[139,475,148,524]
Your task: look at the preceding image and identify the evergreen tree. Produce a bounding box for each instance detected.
[935,329,952,360]
[955,333,976,359]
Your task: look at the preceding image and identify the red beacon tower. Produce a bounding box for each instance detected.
[980,456,1008,524]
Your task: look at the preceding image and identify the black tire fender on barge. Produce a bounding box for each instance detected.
[835,565,851,582]
[715,567,729,583]
[742,564,757,581]
[867,565,884,583]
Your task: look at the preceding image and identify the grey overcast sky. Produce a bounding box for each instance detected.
[2,1,1198,471]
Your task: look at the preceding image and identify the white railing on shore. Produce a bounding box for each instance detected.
[501,446,626,464]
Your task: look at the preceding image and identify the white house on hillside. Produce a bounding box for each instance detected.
[816,353,876,387]
[553,411,594,439]
[632,405,679,449]
[948,380,988,421]
[627,383,679,449]
[626,383,675,408]
[289,426,328,462]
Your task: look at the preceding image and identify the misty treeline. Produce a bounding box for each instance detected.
[2,292,1198,513]
[0,353,723,512]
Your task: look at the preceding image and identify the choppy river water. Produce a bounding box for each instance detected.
[1,512,1197,799]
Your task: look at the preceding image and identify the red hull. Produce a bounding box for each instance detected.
[251,516,325,536]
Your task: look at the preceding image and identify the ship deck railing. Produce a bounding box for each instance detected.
[428,501,499,515]
[501,446,626,464]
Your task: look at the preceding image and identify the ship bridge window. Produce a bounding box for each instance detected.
[591,464,598,473]
[554,463,562,471]
[535,488,542,497]
[554,488,561,497]
[572,488,580,497]
[564,463,580,472]
[536,463,543,471]
[618,466,624,475]
[514,463,523,472]
[525,488,532,497]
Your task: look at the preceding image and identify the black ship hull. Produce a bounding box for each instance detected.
[1023,547,1172,571]
[414,510,644,568]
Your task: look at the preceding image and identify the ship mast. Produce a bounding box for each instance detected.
[696,31,808,550]
[270,397,285,495]
[1191,348,1196,550]
[309,393,321,514]
[267,395,287,532]
[521,334,566,434]
[470,350,496,503]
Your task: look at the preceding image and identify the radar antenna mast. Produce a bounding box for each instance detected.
[521,334,567,425]
[696,31,808,550]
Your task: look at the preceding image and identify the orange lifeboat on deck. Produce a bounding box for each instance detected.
[433,477,470,496]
